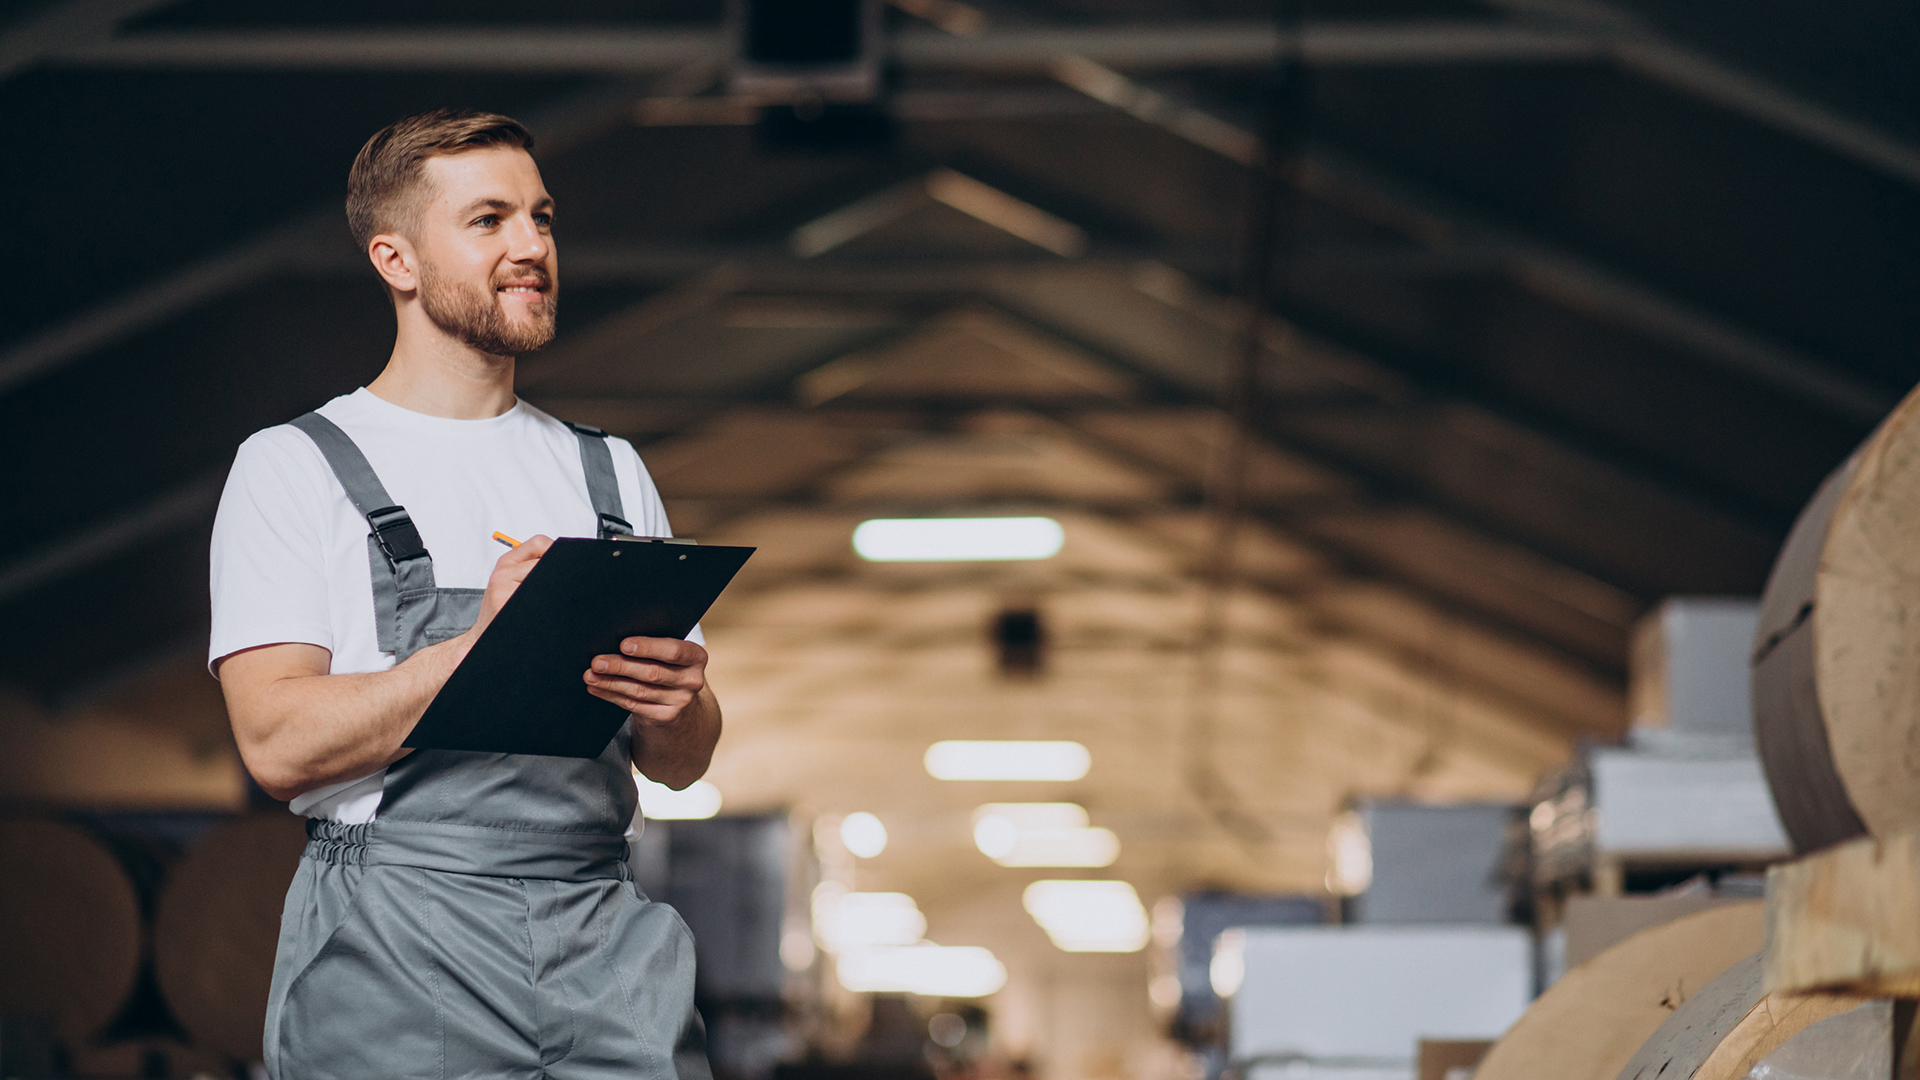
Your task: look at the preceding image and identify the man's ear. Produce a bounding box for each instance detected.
[367,232,419,295]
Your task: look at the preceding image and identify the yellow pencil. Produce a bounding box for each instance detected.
[492,531,522,549]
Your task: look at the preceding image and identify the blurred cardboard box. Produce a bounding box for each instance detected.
[1563,894,1745,970]
[1418,1039,1493,1080]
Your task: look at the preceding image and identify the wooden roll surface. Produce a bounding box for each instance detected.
[152,813,308,1062]
[0,819,145,1042]
[1473,902,1762,1080]
[1753,383,1920,850]
[1614,952,1869,1080]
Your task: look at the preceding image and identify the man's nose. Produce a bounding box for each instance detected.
[507,215,549,263]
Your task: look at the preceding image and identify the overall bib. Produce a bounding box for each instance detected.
[261,412,711,1080]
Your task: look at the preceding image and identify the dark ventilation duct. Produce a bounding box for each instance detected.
[991,607,1046,678]
[730,0,891,151]
[729,0,881,104]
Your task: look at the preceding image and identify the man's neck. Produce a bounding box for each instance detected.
[367,310,519,420]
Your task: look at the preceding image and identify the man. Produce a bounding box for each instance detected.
[210,108,717,1080]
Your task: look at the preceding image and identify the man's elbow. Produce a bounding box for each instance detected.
[643,761,710,792]
[235,741,311,803]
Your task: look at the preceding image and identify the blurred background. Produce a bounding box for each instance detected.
[2,0,1917,1077]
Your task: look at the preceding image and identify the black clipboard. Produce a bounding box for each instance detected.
[406,537,754,758]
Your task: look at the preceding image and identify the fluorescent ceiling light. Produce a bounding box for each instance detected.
[925,741,1091,781]
[840,811,889,858]
[972,803,1119,867]
[983,826,1120,868]
[1150,974,1183,1009]
[812,884,926,952]
[1210,928,1247,998]
[836,944,1008,997]
[780,930,817,972]
[853,517,1064,562]
[974,802,1089,830]
[1324,810,1372,897]
[1151,896,1185,948]
[634,774,722,820]
[1023,880,1151,952]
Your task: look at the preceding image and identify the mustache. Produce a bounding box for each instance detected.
[493,266,554,290]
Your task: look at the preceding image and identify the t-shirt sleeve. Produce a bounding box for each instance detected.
[611,437,705,648]
[208,429,339,675]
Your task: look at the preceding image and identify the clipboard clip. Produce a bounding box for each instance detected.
[611,535,699,546]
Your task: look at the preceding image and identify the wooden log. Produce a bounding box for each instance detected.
[1754,381,1920,851]
[1615,953,1869,1080]
[0,819,144,1043]
[1472,902,1762,1080]
[1738,1000,1894,1079]
[152,813,308,1063]
[1765,826,1920,997]
[1753,455,1870,853]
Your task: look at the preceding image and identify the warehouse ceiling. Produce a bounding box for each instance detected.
[2,0,1916,890]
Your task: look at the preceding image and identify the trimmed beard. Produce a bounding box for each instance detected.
[418,261,557,357]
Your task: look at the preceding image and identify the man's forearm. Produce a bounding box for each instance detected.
[227,637,469,801]
[631,686,721,790]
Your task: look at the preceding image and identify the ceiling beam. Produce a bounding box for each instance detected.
[0,472,222,606]
[1295,148,1897,425]
[0,79,681,399]
[46,22,1603,74]
[280,237,1494,285]
[0,208,338,396]
[527,252,1783,595]
[4,64,1891,428]
[56,16,1912,192]
[0,0,177,79]
[1480,0,1920,189]
[658,431,1623,733]
[571,363,1640,675]
[1049,56,1897,425]
[971,278,1778,593]
[1614,39,1920,190]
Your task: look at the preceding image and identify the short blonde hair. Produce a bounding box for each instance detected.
[345,108,535,249]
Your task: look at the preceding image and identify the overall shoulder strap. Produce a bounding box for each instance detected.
[288,412,431,566]
[562,421,634,539]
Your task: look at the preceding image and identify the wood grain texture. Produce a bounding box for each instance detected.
[1616,952,1870,1080]
[1754,379,1920,851]
[1811,385,1920,842]
[1751,454,1868,853]
[1692,992,1875,1079]
[1473,902,1763,1080]
[152,814,308,1062]
[0,819,143,1042]
[1767,827,1920,997]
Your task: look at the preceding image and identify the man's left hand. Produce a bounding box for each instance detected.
[584,637,707,724]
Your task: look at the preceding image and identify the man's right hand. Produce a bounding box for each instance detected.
[469,534,552,640]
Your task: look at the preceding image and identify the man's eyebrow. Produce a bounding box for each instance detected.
[454,196,555,217]
[456,197,515,217]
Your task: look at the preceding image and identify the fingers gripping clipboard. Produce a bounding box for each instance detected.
[406,537,754,758]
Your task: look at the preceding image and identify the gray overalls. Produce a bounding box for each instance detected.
[261,412,711,1080]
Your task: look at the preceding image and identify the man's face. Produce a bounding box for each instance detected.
[410,147,558,357]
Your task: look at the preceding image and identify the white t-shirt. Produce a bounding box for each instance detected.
[209,388,697,822]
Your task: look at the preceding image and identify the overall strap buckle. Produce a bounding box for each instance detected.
[562,419,633,540]
[366,505,430,564]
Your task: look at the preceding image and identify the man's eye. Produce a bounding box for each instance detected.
[535,214,554,227]
[474,215,499,227]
